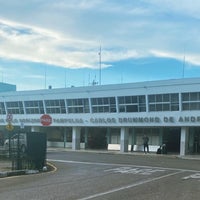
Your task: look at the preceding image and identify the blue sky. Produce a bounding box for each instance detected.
[1,0,200,90]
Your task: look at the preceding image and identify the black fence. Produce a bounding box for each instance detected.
[7,132,47,171]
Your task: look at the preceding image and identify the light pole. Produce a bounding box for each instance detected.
[99,46,101,85]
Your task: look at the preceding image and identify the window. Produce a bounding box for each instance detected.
[182,92,200,111]
[6,101,24,114]
[91,97,116,113]
[0,102,6,114]
[24,100,44,114]
[45,99,66,114]
[148,93,179,112]
[67,98,89,113]
[118,95,146,113]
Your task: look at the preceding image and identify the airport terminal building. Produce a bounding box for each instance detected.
[1,78,200,156]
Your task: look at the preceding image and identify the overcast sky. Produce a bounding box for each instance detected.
[1,0,200,91]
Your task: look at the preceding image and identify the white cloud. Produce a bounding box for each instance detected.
[0,18,99,68]
[0,18,143,69]
[0,0,200,71]
[150,49,200,67]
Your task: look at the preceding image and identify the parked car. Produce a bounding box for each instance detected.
[4,133,27,153]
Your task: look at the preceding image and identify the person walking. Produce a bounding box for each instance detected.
[143,134,149,153]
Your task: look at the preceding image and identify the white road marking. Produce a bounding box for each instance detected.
[182,173,200,180]
[47,159,200,173]
[77,171,183,200]
[48,159,200,198]
[105,166,165,175]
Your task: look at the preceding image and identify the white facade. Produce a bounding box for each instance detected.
[1,78,200,156]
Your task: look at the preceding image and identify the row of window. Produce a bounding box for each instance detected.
[149,93,179,112]
[0,92,200,114]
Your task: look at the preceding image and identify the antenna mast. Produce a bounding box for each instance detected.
[99,46,101,85]
[45,66,47,89]
[182,47,185,78]
[65,68,67,88]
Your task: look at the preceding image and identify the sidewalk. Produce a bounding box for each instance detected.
[0,159,12,172]
[178,154,200,160]
[1,148,200,177]
[0,146,12,174]
[47,147,200,160]
[0,159,12,178]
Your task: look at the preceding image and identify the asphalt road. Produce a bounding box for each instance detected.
[0,150,200,200]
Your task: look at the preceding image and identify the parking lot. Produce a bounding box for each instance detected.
[1,150,200,200]
[47,151,200,200]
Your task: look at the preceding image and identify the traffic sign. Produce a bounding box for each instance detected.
[40,114,52,126]
[6,113,13,123]
[6,123,14,131]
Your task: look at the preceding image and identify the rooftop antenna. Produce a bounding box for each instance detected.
[182,47,185,78]
[44,66,47,89]
[65,68,67,88]
[92,75,98,86]
[99,46,102,85]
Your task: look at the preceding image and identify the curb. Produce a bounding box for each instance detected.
[0,161,55,178]
[0,169,39,178]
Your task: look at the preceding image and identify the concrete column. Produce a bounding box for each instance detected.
[72,127,81,150]
[106,128,111,144]
[120,127,129,153]
[84,127,88,149]
[180,127,189,156]
[131,128,135,152]
[64,128,67,148]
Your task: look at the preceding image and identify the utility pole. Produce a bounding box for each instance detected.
[99,46,101,85]
[182,47,186,78]
[44,66,47,89]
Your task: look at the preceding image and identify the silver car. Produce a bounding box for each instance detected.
[4,133,27,153]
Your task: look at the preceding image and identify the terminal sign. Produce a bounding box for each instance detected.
[40,114,52,126]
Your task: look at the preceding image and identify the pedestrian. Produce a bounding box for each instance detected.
[143,134,149,153]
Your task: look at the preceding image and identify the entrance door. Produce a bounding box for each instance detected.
[193,129,200,153]
[87,128,107,149]
[163,128,181,153]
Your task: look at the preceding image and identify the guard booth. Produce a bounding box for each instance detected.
[11,132,47,171]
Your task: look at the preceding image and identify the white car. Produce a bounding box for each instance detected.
[4,133,27,153]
